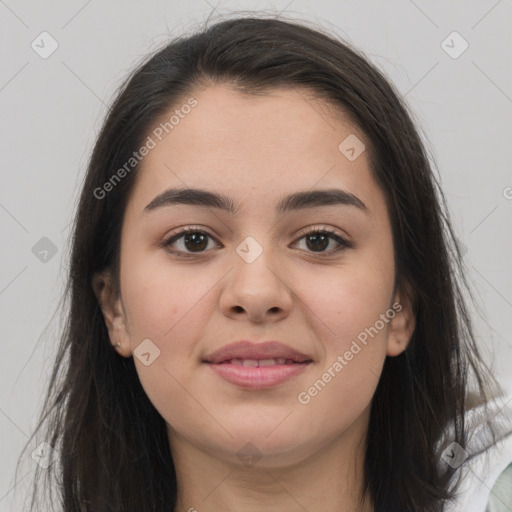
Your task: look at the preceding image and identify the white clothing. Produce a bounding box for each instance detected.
[444,382,512,512]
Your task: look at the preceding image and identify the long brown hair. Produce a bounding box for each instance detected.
[16,14,505,511]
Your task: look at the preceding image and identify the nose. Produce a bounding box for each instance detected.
[219,240,293,324]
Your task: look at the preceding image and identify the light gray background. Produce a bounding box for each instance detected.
[1,1,511,509]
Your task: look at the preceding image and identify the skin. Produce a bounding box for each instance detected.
[93,84,416,512]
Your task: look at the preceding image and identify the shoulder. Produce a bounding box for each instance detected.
[444,382,512,512]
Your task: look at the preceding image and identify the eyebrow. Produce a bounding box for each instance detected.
[143,187,368,216]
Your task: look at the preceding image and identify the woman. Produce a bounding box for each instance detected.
[17,14,512,512]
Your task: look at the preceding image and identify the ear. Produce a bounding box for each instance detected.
[91,270,132,357]
[386,280,416,357]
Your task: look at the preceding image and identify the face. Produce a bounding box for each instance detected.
[94,84,415,469]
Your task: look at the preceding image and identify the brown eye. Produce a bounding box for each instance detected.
[180,232,209,252]
[161,227,220,257]
[293,228,351,256]
[305,232,330,252]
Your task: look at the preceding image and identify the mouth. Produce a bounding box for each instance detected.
[203,358,313,389]
[214,358,309,366]
[202,340,313,389]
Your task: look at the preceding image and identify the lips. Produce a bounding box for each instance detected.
[203,341,313,389]
[221,357,300,366]
[203,340,313,364]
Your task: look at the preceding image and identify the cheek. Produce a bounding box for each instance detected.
[296,274,391,439]
[121,249,215,343]
[313,256,395,344]
[302,251,394,404]
[120,256,216,423]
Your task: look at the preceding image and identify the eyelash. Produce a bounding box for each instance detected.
[158,225,352,259]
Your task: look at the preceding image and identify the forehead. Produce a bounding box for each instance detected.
[127,84,384,218]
